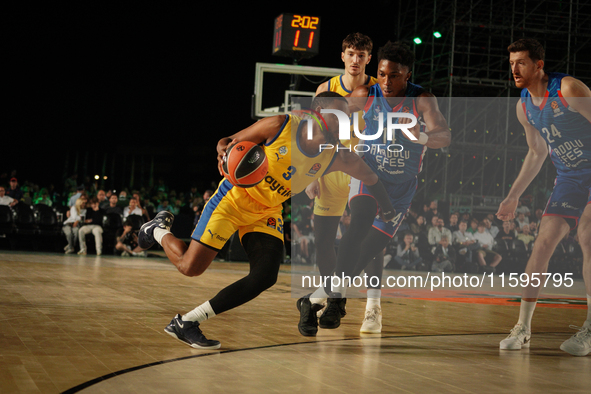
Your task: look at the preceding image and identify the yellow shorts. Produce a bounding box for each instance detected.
[314,171,350,217]
[192,180,285,250]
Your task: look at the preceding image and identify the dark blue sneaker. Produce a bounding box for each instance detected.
[164,314,221,349]
[138,211,174,249]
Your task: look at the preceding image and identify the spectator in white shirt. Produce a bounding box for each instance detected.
[473,221,502,272]
[123,198,143,219]
[0,186,18,207]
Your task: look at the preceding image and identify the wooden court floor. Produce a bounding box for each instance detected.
[0,250,589,393]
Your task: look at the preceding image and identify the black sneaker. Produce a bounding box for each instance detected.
[318,293,343,329]
[297,294,324,336]
[337,297,347,318]
[138,211,174,249]
[164,314,221,349]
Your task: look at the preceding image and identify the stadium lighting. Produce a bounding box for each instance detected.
[413,37,422,44]
[433,31,442,38]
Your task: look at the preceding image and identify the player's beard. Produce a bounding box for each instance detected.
[321,127,338,145]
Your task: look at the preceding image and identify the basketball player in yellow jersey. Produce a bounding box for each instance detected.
[138,92,395,349]
[304,33,385,334]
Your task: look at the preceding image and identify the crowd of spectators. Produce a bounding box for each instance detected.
[290,197,584,279]
[0,169,231,256]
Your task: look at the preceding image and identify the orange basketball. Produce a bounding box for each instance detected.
[222,141,269,188]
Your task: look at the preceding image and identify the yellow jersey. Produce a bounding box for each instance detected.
[326,74,378,148]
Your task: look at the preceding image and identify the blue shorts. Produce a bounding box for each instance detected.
[348,176,417,237]
[543,168,591,229]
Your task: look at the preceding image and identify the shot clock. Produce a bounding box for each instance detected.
[273,13,321,59]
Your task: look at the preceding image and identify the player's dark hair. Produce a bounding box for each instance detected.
[342,32,373,53]
[507,38,545,62]
[377,41,415,69]
[311,91,347,110]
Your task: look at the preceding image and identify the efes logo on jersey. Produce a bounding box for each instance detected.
[307,163,321,176]
[551,100,564,117]
[267,218,276,229]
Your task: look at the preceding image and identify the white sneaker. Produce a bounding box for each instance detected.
[560,325,591,356]
[97,249,102,256]
[77,249,87,255]
[360,306,382,333]
[500,323,531,349]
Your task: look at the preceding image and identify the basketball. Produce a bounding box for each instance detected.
[222,141,269,188]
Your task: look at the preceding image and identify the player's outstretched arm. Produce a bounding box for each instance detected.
[416,93,451,149]
[328,150,395,221]
[497,100,548,221]
[216,115,287,176]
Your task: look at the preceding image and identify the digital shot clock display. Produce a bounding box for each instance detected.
[272,13,321,59]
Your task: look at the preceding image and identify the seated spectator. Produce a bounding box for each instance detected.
[473,221,502,272]
[515,199,531,218]
[97,189,109,209]
[132,192,151,221]
[483,217,499,238]
[63,198,87,254]
[448,212,460,233]
[6,178,23,202]
[514,212,529,232]
[156,199,175,214]
[453,220,478,265]
[394,232,423,270]
[431,236,455,273]
[428,217,453,251]
[115,219,145,257]
[0,185,18,207]
[117,190,130,207]
[123,197,143,219]
[467,218,479,234]
[528,221,538,238]
[104,194,123,216]
[78,197,105,255]
[424,200,439,225]
[68,184,86,207]
[495,221,516,252]
[516,223,535,251]
[35,188,52,207]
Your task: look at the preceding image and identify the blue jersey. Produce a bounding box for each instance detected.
[361,82,427,184]
[521,72,591,173]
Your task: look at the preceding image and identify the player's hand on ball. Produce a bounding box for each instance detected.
[305,179,321,199]
[496,197,518,221]
[217,138,237,176]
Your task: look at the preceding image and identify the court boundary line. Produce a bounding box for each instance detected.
[61,330,573,393]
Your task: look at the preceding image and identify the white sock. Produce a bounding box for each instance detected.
[517,300,537,331]
[153,227,172,245]
[182,301,215,323]
[366,289,381,309]
[585,295,591,328]
[310,286,329,305]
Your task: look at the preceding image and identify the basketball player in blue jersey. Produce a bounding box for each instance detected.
[497,38,591,356]
[137,92,395,349]
[305,33,387,334]
[298,41,451,334]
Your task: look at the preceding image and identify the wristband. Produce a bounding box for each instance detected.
[415,132,429,145]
